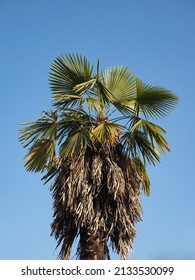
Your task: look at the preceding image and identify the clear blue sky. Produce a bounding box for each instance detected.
[0,0,195,260]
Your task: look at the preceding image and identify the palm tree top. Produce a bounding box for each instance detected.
[19,53,178,195]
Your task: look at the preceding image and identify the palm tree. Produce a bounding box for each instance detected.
[18,54,178,260]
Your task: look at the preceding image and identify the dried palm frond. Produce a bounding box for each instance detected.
[49,143,142,260]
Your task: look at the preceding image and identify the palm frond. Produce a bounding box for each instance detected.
[135,78,178,119]
[59,129,93,157]
[84,97,103,113]
[24,139,56,172]
[73,78,97,94]
[18,110,58,148]
[49,148,142,260]
[100,66,136,113]
[57,108,94,144]
[52,79,98,109]
[49,54,94,107]
[130,116,170,153]
[91,122,123,145]
[101,66,135,101]
[95,80,114,106]
[121,130,160,165]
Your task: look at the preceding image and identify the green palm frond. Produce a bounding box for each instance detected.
[92,122,123,144]
[19,110,58,148]
[73,78,97,94]
[100,66,136,113]
[56,107,95,156]
[135,78,178,119]
[52,79,98,109]
[132,156,150,196]
[59,129,93,157]
[53,94,103,114]
[130,116,170,153]
[24,139,56,172]
[84,97,103,113]
[95,79,114,106]
[57,108,94,144]
[49,54,94,107]
[121,130,160,165]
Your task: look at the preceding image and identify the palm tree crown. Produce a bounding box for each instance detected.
[19,54,178,259]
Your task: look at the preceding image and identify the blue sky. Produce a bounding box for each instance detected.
[0,0,195,260]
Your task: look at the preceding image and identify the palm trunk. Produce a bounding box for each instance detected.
[79,226,107,260]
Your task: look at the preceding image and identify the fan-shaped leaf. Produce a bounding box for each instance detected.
[121,130,160,165]
[100,66,136,113]
[92,122,123,144]
[19,110,58,148]
[24,139,56,172]
[130,116,170,153]
[135,78,178,119]
[49,54,94,108]
[59,129,93,157]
